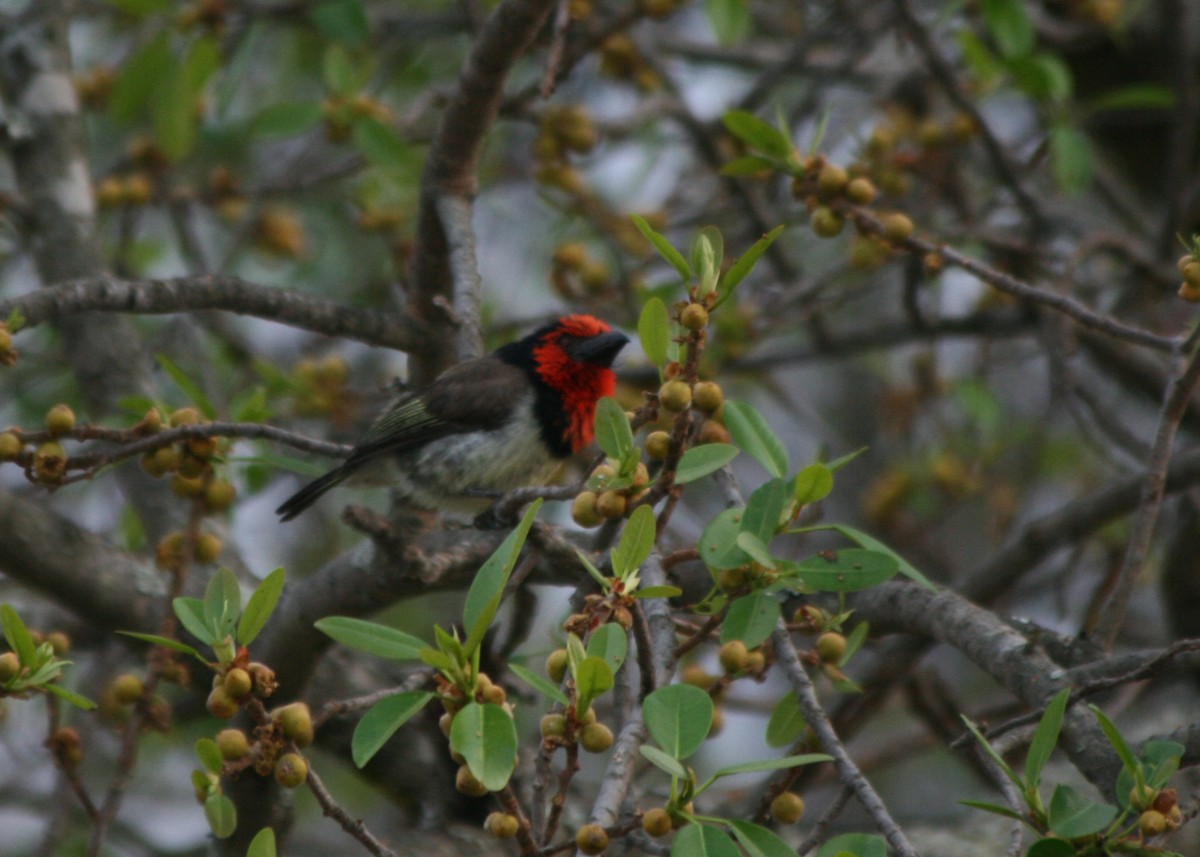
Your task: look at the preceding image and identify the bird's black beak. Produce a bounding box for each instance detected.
[574,330,629,367]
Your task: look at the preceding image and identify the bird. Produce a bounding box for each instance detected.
[276,314,628,522]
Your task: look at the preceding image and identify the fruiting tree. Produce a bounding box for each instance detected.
[0,2,1198,857]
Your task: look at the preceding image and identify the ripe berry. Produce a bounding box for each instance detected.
[484,811,520,839]
[575,823,609,855]
[816,631,847,664]
[274,752,309,788]
[658,380,692,413]
[645,430,671,460]
[693,381,724,414]
[770,791,805,824]
[718,640,749,674]
[580,722,614,753]
[881,213,914,242]
[272,702,314,748]
[45,404,76,436]
[50,726,84,766]
[455,764,489,796]
[206,685,239,719]
[0,431,22,461]
[811,206,844,238]
[697,420,731,445]
[680,302,709,330]
[546,648,569,683]
[111,673,145,704]
[642,807,672,837]
[215,728,250,760]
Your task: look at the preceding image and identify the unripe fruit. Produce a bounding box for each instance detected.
[546,648,569,683]
[642,807,672,837]
[171,473,205,497]
[811,206,844,238]
[482,683,506,705]
[215,728,250,760]
[154,444,183,472]
[1139,809,1167,836]
[572,491,603,527]
[645,430,671,460]
[455,764,489,796]
[881,212,914,242]
[744,649,766,673]
[169,407,201,427]
[438,711,455,738]
[206,685,239,719]
[658,380,692,413]
[178,451,208,479]
[140,452,165,477]
[1129,784,1157,811]
[205,479,237,512]
[1179,254,1197,274]
[273,702,314,748]
[680,665,715,689]
[816,164,849,197]
[1177,281,1200,303]
[186,436,217,459]
[595,490,627,519]
[46,631,70,655]
[195,532,223,563]
[0,651,20,682]
[34,441,68,482]
[577,705,598,726]
[846,176,877,204]
[580,722,614,753]
[485,811,520,839]
[111,673,145,704]
[793,604,825,634]
[680,302,709,330]
[576,823,609,855]
[718,640,749,674]
[274,752,308,788]
[553,242,588,269]
[816,631,847,664]
[46,404,76,436]
[0,431,21,461]
[693,381,724,413]
[1182,261,1200,287]
[709,704,725,736]
[697,420,731,445]
[1166,805,1183,829]
[770,791,805,824]
[223,668,252,700]
[541,712,567,739]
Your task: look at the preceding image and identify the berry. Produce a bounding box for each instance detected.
[645,430,671,460]
[1129,784,1157,811]
[1178,281,1200,303]
[540,713,567,739]
[718,640,749,674]
[215,728,250,760]
[0,432,22,461]
[816,164,848,197]
[46,631,70,655]
[680,665,715,689]
[223,668,252,700]
[1139,809,1167,836]
[595,490,627,519]
[770,791,805,824]
[46,404,76,436]
[811,206,844,238]
[34,441,68,482]
[204,479,237,512]
[455,764,489,796]
[0,651,20,682]
[484,812,520,838]
[680,302,709,330]
[195,532,223,563]
[111,673,145,705]
[881,213,914,242]
[171,473,205,497]
[642,807,672,837]
[576,823,609,855]
[206,685,239,719]
[697,420,731,444]
[692,381,724,414]
[572,491,603,527]
[792,604,825,634]
[274,752,309,788]
[1182,261,1200,287]
[816,631,847,664]
[580,722,614,753]
[744,649,766,673]
[169,407,201,427]
[272,702,314,748]
[153,445,183,472]
[50,726,84,766]
[658,380,693,413]
[546,648,569,683]
[553,242,588,269]
[846,176,877,204]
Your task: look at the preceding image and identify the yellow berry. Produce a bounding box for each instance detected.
[274,752,308,788]
[770,791,806,824]
[215,728,250,760]
[206,685,239,719]
[1182,261,1200,287]
[718,639,749,674]
[846,176,877,204]
[658,380,692,413]
[816,164,849,197]
[580,722,614,753]
[811,206,844,238]
[204,479,237,512]
[0,651,21,682]
[576,823,609,855]
[680,302,709,330]
[540,712,567,739]
[645,430,671,460]
[46,631,71,655]
[642,807,672,837]
[697,420,731,445]
[572,490,603,527]
[485,811,520,838]
[455,764,489,796]
[272,701,314,748]
[816,631,847,664]
[34,441,68,482]
[693,381,723,414]
[1178,281,1200,303]
[223,668,252,700]
[595,490,628,519]
[1139,809,1167,836]
[881,212,914,242]
[195,532,223,563]
[546,648,569,683]
[169,407,201,427]
[0,431,22,461]
[45,404,76,436]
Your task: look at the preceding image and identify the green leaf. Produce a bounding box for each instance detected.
[118,630,205,660]
[720,155,776,177]
[321,44,362,95]
[173,597,217,646]
[575,656,614,717]
[204,568,242,640]
[353,117,416,170]
[712,753,831,780]
[958,799,1025,821]
[314,617,427,660]
[723,401,788,477]
[252,102,324,138]
[633,585,683,599]
[110,32,172,122]
[719,225,785,303]
[675,443,739,484]
[728,820,797,857]
[509,662,569,706]
[462,500,542,657]
[1027,688,1070,789]
[311,0,370,46]
[246,827,277,857]
[961,715,1023,790]
[721,111,792,159]
[690,226,724,297]
[786,549,899,592]
[351,690,434,768]
[1049,125,1092,195]
[1086,85,1175,113]
[700,507,749,571]
[794,464,834,504]
[1010,52,1073,102]
[1024,838,1076,857]
[586,624,628,675]
[1046,784,1117,839]
[196,738,224,774]
[594,397,634,461]
[450,702,518,791]
[418,647,455,672]
[672,824,740,857]
[238,568,285,646]
[741,478,787,544]
[105,0,172,14]
[613,504,656,580]
[156,353,217,418]
[816,833,887,857]
[43,683,97,710]
[735,532,775,569]
[765,693,807,748]
[204,793,237,839]
[705,0,752,45]
[644,684,713,760]
[721,592,780,648]
[983,0,1034,59]
[1138,740,1184,787]
[803,524,936,590]
[631,214,691,279]
[1089,705,1139,780]
[641,744,689,780]
[1,604,37,665]
[154,36,220,161]
[638,298,671,370]
[826,447,867,473]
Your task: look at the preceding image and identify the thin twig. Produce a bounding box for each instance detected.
[306,764,399,857]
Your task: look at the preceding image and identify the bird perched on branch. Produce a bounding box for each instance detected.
[276,314,628,521]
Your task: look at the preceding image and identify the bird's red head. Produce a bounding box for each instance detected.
[529,314,628,455]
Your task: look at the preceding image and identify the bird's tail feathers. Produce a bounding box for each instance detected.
[276,467,348,521]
